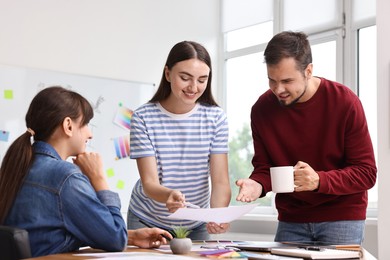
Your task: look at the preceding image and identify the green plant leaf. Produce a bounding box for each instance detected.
[171,225,191,238]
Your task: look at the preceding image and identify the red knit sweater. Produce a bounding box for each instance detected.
[249,77,377,222]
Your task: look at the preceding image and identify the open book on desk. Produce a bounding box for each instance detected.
[271,247,362,259]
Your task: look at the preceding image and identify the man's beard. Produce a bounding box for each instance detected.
[279,83,307,107]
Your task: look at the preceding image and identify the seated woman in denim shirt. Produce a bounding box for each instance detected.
[0,86,172,257]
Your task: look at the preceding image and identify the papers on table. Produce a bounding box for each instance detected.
[167,203,258,223]
[74,251,199,259]
[198,249,247,258]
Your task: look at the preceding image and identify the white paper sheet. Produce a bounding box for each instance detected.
[167,203,258,223]
[73,251,199,259]
[154,244,215,253]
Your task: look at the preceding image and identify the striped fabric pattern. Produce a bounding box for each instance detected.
[128,102,229,230]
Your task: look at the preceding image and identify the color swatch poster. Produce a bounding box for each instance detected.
[112,134,130,160]
[113,104,133,131]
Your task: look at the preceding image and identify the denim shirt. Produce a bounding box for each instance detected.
[5,141,128,257]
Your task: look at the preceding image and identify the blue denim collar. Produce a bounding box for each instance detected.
[33,141,61,160]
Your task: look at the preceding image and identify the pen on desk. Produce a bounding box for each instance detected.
[333,244,361,250]
[300,246,323,251]
[138,219,172,241]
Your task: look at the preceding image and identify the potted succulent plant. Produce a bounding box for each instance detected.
[169,226,192,254]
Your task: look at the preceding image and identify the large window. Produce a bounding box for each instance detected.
[224,2,377,216]
[225,23,339,212]
[225,23,273,209]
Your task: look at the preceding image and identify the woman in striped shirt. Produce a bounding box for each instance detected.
[127,41,231,240]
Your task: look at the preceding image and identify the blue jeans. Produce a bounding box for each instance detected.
[127,210,210,240]
[274,220,365,245]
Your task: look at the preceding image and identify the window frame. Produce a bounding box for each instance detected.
[221,0,377,218]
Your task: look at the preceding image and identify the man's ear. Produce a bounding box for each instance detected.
[62,117,73,137]
[305,63,313,78]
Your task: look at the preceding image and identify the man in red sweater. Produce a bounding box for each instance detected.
[236,31,377,245]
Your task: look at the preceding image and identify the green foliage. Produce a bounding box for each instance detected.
[171,226,191,238]
[228,124,254,180]
[228,123,272,206]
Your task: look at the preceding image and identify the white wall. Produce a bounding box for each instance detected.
[0,0,220,91]
[0,0,221,216]
[376,0,390,259]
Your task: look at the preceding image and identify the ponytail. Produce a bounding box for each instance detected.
[0,131,34,224]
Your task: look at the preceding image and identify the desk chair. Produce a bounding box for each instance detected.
[0,225,32,260]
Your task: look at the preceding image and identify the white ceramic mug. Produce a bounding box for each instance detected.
[270,166,295,193]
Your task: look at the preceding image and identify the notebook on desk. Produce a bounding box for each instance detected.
[192,240,295,252]
[226,241,296,252]
[270,247,361,259]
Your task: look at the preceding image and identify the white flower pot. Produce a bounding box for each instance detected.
[169,238,192,254]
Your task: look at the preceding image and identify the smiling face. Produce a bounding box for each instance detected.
[267,57,313,106]
[68,117,92,156]
[162,58,210,114]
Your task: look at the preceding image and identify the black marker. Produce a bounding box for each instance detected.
[139,219,172,241]
[301,246,323,251]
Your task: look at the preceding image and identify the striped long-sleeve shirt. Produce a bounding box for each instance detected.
[128,102,229,230]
